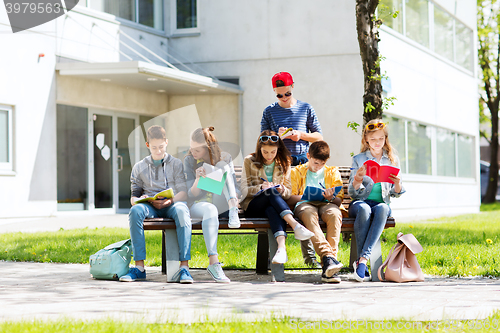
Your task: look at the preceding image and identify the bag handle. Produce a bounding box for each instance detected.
[397,233,423,254]
[377,242,400,281]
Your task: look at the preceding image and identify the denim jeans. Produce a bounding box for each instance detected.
[291,153,308,166]
[245,188,292,238]
[349,200,391,260]
[129,201,192,261]
[190,201,219,257]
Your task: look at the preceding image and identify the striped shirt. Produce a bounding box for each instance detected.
[261,100,322,156]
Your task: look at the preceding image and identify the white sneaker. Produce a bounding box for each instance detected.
[272,248,288,264]
[228,207,241,228]
[293,224,315,241]
[207,262,230,283]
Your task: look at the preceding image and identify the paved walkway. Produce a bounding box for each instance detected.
[1,215,500,323]
[1,261,500,323]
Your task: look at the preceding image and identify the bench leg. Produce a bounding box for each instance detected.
[370,238,383,282]
[349,232,357,269]
[164,229,180,282]
[162,231,166,274]
[256,230,269,275]
[267,229,285,282]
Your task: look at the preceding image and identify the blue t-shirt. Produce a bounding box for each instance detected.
[261,100,322,156]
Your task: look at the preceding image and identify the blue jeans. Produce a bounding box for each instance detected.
[245,188,292,238]
[190,201,219,257]
[129,202,192,261]
[291,153,308,166]
[348,200,391,260]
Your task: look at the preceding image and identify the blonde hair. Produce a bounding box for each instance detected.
[360,119,398,166]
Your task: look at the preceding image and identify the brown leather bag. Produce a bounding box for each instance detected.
[378,232,425,282]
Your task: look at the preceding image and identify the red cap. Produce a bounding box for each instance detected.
[272,72,293,88]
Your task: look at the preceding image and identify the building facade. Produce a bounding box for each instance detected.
[0,0,479,219]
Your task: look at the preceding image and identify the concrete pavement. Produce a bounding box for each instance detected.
[1,215,500,323]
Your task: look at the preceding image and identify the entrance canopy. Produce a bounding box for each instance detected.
[56,61,243,95]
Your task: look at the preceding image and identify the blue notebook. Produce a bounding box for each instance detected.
[300,186,342,202]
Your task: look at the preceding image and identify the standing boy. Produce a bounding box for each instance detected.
[261,71,323,266]
[120,125,193,283]
[289,141,345,283]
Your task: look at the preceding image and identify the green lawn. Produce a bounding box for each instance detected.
[1,314,500,333]
[1,207,499,277]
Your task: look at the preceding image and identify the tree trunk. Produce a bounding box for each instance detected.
[355,0,383,125]
[484,101,499,203]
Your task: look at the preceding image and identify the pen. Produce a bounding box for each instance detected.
[319,183,326,189]
[260,177,267,182]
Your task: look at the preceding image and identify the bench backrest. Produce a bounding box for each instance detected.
[234,165,353,206]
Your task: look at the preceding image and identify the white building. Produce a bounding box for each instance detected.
[0,0,479,219]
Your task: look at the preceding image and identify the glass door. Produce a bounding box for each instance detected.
[90,110,139,213]
[116,116,136,213]
[93,114,113,209]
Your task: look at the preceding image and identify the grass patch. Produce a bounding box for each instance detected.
[1,313,500,332]
[1,210,500,277]
[481,202,500,211]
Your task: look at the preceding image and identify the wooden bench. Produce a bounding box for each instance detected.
[143,166,395,282]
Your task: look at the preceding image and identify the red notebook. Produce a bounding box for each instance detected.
[363,160,400,184]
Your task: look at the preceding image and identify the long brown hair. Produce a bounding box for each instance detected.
[360,119,398,166]
[189,126,221,165]
[251,130,291,174]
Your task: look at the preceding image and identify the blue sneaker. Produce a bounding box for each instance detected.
[179,268,194,284]
[119,267,146,282]
[352,261,370,282]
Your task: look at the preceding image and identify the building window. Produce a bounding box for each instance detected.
[380,0,473,71]
[405,0,429,48]
[407,121,432,175]
[172,0,198,34]
[176,0,197,29]
[434,6,454,62]
[384,115,407,172]
[90,0,164,31]
[385,115,476,179]
[457,134,475,178]
[436,128,456,177]
[379,0,403,34]
[455,21,473,71]
[0,105,13,172]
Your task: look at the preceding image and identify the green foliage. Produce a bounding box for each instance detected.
[364,101,376,114]
[347,121,360,133]
[382,96,397,111]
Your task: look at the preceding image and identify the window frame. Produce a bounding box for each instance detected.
[0,105,13,174]
[384,114,476,180]
[170,0,200,37]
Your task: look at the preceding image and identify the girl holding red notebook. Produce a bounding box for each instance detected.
[348,119,406,282]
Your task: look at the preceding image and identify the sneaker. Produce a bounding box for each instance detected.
[228,207,241,228]
[293,224,315,241]
[207,262,230,283]
[353,260,370,282]
[321,272,341,283]
[179,268,194,284]
[119,267,146,282]
[305,257,322,269]
[322,256,343,277]
[271,248,288,264]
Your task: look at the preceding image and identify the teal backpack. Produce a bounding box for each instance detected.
[89,239,132,280]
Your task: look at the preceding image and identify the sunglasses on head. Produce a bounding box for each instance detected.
[276,92,292,99]
[259,135,279,143]
[365,122,386,131]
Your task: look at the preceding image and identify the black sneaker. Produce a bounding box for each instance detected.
[321,272,341,283]
[322,256,343,278]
